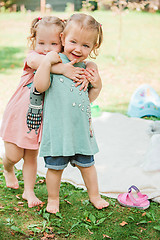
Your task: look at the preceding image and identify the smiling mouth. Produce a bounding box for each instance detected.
[71,53,81,58]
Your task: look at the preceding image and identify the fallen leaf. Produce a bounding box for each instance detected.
[103,234,111,239]
[43,232,55,238]
[139,227,146,231]
[40,202,45,207]
[11,231,15,236]
[13,207,19,211]
[36,179,45,184]
[18,202,24,206]
[46,226,53,231]
[0,204,4,209]
[10,64,15,68]
[36,202,45,211]
[64,199,72,204]
[16,195,21,200]
[120,221,128,226]
[86,217,91,222]
[87,228,93,234]
[142,212,146,216]
[36,206,41,211]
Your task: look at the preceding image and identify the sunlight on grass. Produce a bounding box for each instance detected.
[0,11,160,117]
[0,11,160,239]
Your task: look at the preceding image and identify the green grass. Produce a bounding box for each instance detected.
[0,11,160,117]
[0,163,160,239]
[0,10,160,239]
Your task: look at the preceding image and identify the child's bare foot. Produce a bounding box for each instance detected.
[90,195,109,209]
[3,169,19,189]
[46,198,59,214]
[22,192,42,208]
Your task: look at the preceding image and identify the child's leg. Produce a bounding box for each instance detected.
[22,149,42,208]
[46,169,63,214]
[3,141,23,189]
[77,165,109,209]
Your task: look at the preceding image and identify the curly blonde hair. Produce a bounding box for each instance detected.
[28,16,66,50]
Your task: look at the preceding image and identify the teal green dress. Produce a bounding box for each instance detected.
[39,53,99,157]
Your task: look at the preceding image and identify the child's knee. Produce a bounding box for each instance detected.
[4,153,22,164]
[4,142,24,164]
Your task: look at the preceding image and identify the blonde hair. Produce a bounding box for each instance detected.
[63,13,103,59]
[28,16,65,50]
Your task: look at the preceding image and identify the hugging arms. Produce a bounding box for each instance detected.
[27,50,102,100]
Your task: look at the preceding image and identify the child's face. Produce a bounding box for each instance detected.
[35,25,62,55]
[61,25,96,63]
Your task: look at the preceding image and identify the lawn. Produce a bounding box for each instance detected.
[0,10,160,239]
[0,11,160,118]
[0,162,160,239]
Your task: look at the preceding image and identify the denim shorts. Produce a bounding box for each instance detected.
[44,154,95,170]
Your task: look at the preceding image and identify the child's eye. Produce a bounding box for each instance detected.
[52,43,57,45]
[71,40,76,44]
[39,42,44,45]
[84,44,89,48]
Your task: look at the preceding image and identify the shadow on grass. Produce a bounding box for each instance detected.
[0,46,25,71]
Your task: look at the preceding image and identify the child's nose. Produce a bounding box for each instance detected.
[75,45,81,53]
[44,45,51,53]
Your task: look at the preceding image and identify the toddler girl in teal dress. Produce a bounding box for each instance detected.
[34,13,109,213]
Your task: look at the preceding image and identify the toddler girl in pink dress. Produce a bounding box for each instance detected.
[0,16,86,208]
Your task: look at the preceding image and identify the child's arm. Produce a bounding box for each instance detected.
[27,51,85,82]
[26,51,45,70]
[34,51,62,93]
[50,60,85,82]
[85,62,102,103]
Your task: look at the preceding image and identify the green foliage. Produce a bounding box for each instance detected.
[0,11,160,116]
[0,10,160,239]
[0,46,24,72]
[82,0,98,11]
[0,0,16,9]
[97,0,159,12]
[0,163,160,239]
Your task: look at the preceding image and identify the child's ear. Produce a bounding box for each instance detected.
[60,32,65,46]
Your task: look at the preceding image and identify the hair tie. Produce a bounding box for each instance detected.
[38,17,42,21]
[100,23,102,27]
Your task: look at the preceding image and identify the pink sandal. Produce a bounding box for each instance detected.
[117,185,150,210]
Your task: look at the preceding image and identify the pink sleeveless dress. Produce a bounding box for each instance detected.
[0,51,42,150]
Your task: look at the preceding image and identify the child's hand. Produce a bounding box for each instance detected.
[64,59,85,82]
[45,51,62,65]
[63,59,89,91]
[74,78,89,92]
[85,68,101,90]
[86,68,102,103]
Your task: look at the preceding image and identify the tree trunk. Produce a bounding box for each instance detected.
[41,0,46,13]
